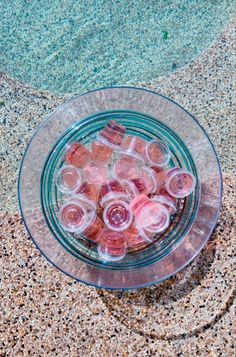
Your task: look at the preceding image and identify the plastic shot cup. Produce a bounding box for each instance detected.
[58,198,90,233]
[55,165,82,195]
[103,200,133,232]
[130,178,147,195]
[100,179,127,207]
[145,139,170,167]
[113,156,138,181]
[97,120,126,149]
[130,194,170,234]
[97,228,127,261]
[65,142,91,168]
[91,139,113,166]
[165,167,196,198]
[121,135,147,161]
[151,166,168,193]
[84,161,108,186]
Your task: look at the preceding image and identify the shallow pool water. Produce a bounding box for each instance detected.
[0,1,234,93]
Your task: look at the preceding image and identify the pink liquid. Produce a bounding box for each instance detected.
[84,162,108,186]
[91,140,113,164]
[59,202,86,232]
[121,135,147,160]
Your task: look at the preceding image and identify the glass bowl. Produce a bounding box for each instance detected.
[18,87,222,289]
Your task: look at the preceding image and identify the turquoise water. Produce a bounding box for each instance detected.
[0,1,234,93]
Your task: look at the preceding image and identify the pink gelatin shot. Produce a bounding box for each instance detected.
[146,139,170,167]
[121,180,139,201]
[100,179,127,207]
[165,167,196,198]
[76,182,100,205]
[55,165,82,195]
[91,140,113,165]
[98,120,126,149]
[65,142,91,168]
[84,161,108,186]
[136,224,155,243]
[121,135,147,161]
[139,166,157,194]
[152,195,177,215]
[159,187,178,204]
[97,229,127,261]
[83,215,104,243]
[113,156,138,180]
[58,198,88,233]
[103,200,133,231]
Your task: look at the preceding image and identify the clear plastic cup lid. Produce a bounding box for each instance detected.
[55,165,82,195]
[165,168,196,198]
[146,139,171,167]
[113,156,138,181]
[97,229,127,261]
[58,199,88,233]
[103,200,133,231]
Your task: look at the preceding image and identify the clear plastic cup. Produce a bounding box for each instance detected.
[55,165,82,195]
[135,224,155,243]
[130,194,170,233]
[91,140,113,165]
[113,156,138,180]
[97,229,127,261]
[146,139,170,167]
[84,161,108,186]
[121,135,147,161]
[58,198,89,233]
[65,142,91,168]
[159,187,178,204]
[100,179,127,207]
[103,200,133,231]
[97,120,126,149]
[165,167,196,198]
[139,166,157,194]
[152,195,177,215]
[140,202,170,233]
[121,179,139,201]
[76,182,100,205]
